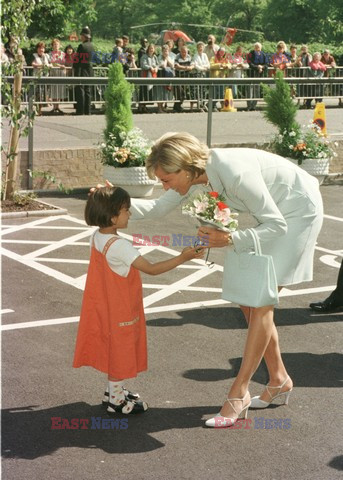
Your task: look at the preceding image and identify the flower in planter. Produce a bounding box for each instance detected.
[272,121,337,165]
[100,128,152,168]
[262,71,337,166]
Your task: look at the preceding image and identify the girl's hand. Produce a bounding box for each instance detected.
[89,180,113,194]
[197,226,230,248]
[180,246,206,261]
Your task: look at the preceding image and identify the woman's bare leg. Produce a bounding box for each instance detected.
[220,305,274,417]
[240,306,293,402]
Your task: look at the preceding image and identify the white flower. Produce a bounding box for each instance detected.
[214,206,231,226]
[289,131,296,137]
[193,198,209,213]
[289,145,294,150]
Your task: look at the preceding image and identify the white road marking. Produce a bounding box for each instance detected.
[1,316,80,331]
[2,240,95,247]
[315,246,343,255]
[323,214,343,222]
[142,284,222,292]
[36,258,89,264]
[1,247,85,290]
[0,215,69,236]
[2,240,58,245]
[24,229,92,259]
[2,214,340,332]
[143,265,222,308]
[319,255,342,268]
[279,285,335,296]
[1,225,88,230]
[1,284,337,332]
[1,309,14,314]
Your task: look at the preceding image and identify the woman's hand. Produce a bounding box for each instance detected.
[197,226,231,248]
[89,180,113,194]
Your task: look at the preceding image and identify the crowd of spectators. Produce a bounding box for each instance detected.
[1,32,342,114]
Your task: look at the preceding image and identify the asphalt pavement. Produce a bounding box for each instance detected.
[1,183,343,480]
[2,103,343,150]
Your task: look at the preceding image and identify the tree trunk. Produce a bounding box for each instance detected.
[4,63,23,200]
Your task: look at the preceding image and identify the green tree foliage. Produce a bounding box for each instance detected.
[212,0,266,41]
[2,0,36,43]
[4,0,343,53]
[262,70,300,134]
[92,0,156,39]
[8,0,341,48]
[1,0,38,199]
[27,0,97,39]
[262,70,303,158]
[262,0,343,43]
[104,62,134,143]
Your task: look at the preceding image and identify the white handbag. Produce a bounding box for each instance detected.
[222,229,279,308]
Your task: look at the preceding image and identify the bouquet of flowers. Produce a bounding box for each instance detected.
[182,191,238,232]
[271,121,338,165]
[100,128,152,168]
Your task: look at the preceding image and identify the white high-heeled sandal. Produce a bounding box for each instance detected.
[250,376,292,409]
[205,391,251,428]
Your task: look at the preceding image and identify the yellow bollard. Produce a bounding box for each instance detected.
[313,102,327,136]
[222,87,237,112]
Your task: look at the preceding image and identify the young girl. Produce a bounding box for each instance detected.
[73,186,205,415]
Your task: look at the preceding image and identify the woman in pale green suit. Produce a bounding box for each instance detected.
[129,132,323,428]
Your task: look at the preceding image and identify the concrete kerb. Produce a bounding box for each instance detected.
[1,199,68,219]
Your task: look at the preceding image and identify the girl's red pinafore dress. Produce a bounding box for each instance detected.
[73,236,147,380]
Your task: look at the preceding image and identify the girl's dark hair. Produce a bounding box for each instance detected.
[85,186,130,228]
[64,44,74,53]
[36,41,45,50]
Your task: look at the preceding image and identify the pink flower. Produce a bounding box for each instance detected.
[214,206,232,226]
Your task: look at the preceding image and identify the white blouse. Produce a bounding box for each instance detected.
[193,52,210,71]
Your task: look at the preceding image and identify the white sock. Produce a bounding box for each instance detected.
[108,381,125,406]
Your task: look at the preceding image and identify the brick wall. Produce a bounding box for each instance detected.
[2,141,342,191]
[2,148,104,190]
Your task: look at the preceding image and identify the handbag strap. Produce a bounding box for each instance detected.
[249,229,262,256]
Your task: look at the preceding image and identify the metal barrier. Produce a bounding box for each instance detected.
[3,75,343,187]
[6,67,343,110]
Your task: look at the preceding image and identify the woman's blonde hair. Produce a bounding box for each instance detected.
[145,132,210,180]
[277,41,287,50]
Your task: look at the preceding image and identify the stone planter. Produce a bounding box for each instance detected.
[288,157,330,185]
[103,165,156,197]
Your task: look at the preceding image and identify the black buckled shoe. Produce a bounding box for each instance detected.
[102,387,140,406]
[107,398,148,415]
[309,298,343,313]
